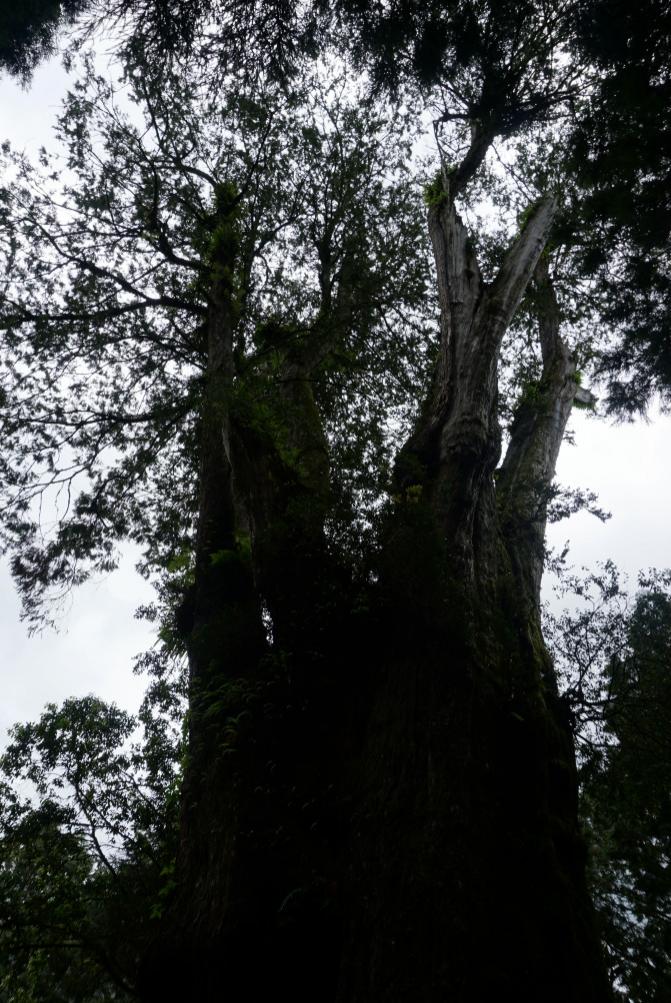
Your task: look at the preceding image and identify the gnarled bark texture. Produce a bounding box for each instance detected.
[139,183,611,1002]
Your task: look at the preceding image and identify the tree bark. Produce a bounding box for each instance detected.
[139,185,612,1002]
[497,256,581,602]
[139,192,352,999]
[336,197,610,1001]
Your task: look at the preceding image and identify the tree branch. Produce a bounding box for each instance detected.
[497,257,581,600]
[484,195,557,342]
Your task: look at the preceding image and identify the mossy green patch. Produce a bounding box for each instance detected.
[423,171,447,208]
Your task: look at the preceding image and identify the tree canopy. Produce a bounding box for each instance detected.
[3,3,670,416]
[0,654,185,1000]
[0,55,430,626]
[0,3,670,1001]
[547,565,671,1001]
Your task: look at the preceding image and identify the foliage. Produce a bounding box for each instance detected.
[0,0,328,87]
[1,2,670,997]
[4,1,669,421]
[0,55,432,626]
[5,561,670,1001]
[0,1,88,79]
[423,172,447,208]
[568,0,671,414]
[0,649,185,999]
[546,565,671,1001]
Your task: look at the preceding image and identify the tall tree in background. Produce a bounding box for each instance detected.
[0,684,184,1001]
[153,7,609,998]
[592,592,671,1001]
[569,0,671,413]
[547,566,671,1002]
[1,2,670,1000]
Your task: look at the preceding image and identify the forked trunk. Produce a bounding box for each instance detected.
[139,186,611,1002]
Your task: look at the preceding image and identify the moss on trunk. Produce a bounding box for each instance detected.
[138,186,611,1003]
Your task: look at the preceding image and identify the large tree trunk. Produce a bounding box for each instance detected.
[333,195,609,1002]
[139,185,611,1001]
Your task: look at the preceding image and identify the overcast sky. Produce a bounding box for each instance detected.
[1,54,670,741]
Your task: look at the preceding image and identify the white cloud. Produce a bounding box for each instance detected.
[545,406,671,601]
[0,550,155,739]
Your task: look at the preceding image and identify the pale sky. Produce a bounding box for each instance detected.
[547,407,671,585]
[1,54,669,741]
[0,56,161,738]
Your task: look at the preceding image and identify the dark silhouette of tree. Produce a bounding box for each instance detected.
[0,1,87,79]
[0,674,185,1000]
[1,3,670,1000]
[547,566,671,1002]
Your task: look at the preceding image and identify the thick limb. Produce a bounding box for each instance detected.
[497,258,585,602]
[397,189,556,580]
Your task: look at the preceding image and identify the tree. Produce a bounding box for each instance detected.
[0,665,185,1000]
[0,0,324,85]
[0,1,88,79]
[4,0,670,420]
[547,565,671,1002]
[2,572,668,1002]
[567,0,671,414]
[1,3,669,1000]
